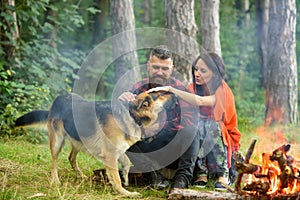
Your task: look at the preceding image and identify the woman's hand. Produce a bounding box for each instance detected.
[146,86,171,93]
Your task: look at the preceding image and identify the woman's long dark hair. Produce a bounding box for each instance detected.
[192,52,225,95]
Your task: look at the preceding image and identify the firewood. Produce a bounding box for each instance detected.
[244,140,257,163]
[235,162,262,174]
[254,174,270,179]
[286,155,294,167]
[220,182,235,193]
[279,172,289,189]
[233,143,300,197]
[235,139,257,195]
[269,149,287,172]
[266,143,299,190]
[243,181,270,194]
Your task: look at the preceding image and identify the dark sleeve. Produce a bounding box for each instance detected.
[165,80,199,131]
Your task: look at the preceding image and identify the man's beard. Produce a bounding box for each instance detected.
[149,75,168,86]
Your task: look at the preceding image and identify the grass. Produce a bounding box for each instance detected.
[0,135,167,200]
[1,124,299,199]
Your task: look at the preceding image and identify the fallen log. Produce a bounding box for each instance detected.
[168,188,300,200]
[168,189,243,200]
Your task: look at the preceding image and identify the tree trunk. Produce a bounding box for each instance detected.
[142,0,150,25]
[0,0,20,62]
[8,0,19,42]
[110,0,139,82]
[264,0,297,126]
[255,0,269,86]
[92,0,108,96]
[244,0,250,28]
[44,0,57,49]
[92,0,108,44]
[164,0,199,83]
[235,0,250,28]
[200,0,221,56]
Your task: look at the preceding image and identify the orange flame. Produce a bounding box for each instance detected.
[243,127,300,195]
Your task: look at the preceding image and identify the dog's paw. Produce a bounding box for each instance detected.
[119,189,141,197]
[127,191,141,197]
[50,176,61,185]
[123,180,129,186]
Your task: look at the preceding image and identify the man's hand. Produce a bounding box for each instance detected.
[118,92,136,102]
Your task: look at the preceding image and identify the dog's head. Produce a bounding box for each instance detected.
[129,91,176,128]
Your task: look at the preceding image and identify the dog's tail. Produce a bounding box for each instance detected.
[15,110,49,129]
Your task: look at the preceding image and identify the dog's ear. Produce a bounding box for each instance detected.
[148,92,160,101]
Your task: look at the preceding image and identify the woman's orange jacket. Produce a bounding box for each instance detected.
[187,80,241,167]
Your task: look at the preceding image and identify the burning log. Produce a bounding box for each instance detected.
[235,139,257,195]
[243,181,270,194]
[254,174,270,179]
[266,144,297,190]
[234,142,300,197]
[269,144,290,172]
[235,162,262,174]
[278,167,293,189]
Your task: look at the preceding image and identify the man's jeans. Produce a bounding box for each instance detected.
[127,125,200,185]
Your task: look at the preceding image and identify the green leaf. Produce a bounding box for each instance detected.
[86,7,101,14]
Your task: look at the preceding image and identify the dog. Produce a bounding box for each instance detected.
[15,92,176,196]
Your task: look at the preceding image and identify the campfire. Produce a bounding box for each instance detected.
[235,140,300,198]
[168,130,300,200]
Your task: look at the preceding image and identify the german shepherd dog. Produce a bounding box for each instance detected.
[15,92,175,196]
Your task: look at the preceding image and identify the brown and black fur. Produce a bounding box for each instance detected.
[15,92,175,196]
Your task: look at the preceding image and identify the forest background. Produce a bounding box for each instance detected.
[0,0,300,199]
[0,1,299,141]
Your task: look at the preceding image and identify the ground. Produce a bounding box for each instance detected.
[0,125,299,199]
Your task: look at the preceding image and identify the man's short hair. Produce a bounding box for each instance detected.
[149,45,173,60]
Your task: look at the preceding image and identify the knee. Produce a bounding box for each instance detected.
[180,126,198,139]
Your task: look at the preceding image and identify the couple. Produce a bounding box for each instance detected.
[118,45,241,192]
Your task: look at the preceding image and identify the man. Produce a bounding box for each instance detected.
[118,45,199,191]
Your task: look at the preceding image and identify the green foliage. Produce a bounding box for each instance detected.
[0,0,87,138]
[134,0,164,27]
[0,61,51,137]
[219,0,265,129]
[0,0,299,140]
[0,103,19,137]
[25,129,48,144]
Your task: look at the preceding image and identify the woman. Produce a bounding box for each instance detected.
[147,52,241,191]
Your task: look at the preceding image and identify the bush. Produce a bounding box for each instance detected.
[0,62,51,137]
[0,1,86,140]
